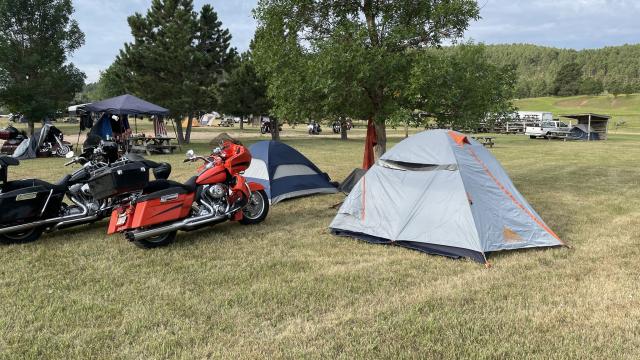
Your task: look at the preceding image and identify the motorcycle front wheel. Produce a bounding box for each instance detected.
[0,227,44,244]
[240,190,269,225]
[132,230,177,249]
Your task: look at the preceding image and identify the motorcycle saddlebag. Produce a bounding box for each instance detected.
[129,188,194,229]
[88,162,150,200]
[0,130,10,140]
[0,182,64,224]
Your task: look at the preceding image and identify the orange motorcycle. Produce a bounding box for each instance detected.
[108,140,269,248]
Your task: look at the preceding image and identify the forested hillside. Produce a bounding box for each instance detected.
[484,44,640,98]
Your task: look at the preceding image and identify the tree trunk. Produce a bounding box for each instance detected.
[240,115,244,130]
[28,120,35,136]
[185,113,193,144]
[173,117,185,144]
[404,120,409,138]
[373,120,386,161]
[340,119,348,140]
[271,118,280,141]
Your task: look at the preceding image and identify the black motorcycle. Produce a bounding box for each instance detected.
[308,121,322,135]
[0,141,171,244]
[332,120,352,134]
[260,120,282,134]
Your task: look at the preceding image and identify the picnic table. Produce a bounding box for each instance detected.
[472,136,495,148]
[127,135,177,155]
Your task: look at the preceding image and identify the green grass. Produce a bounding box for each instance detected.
[2,128,640,358]
[515,94,640,133]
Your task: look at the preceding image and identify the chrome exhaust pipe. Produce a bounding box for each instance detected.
[125,206,241,242]
[0,197,91,235]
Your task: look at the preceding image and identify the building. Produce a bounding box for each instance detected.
[561,113,610,141]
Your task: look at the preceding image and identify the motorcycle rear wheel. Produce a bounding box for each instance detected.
[132,230,177,249]
[240,190,269,225]
[0,227,44,244]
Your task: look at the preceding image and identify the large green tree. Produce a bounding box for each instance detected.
[253,0,480,157]
[409,44,516,130]
[218,51,271,131]
[116,0,235,143]
[0,0,85,134]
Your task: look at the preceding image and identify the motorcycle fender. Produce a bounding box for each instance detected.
[108,206,135,234]
[247,182,264,192]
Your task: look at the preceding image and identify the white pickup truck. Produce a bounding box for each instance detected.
[525,121,569,138]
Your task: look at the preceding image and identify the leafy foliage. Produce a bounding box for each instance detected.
[483,44,640,98]
[218,51,271,124]
[0,0,85,133]
[553,62,583,97]
[409,44,516,130]
[253,0,480,155]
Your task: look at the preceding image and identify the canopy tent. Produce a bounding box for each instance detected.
[243,141,338,204]
[78,95,176,152]
[84,94,169,116]
[330,130,564,264]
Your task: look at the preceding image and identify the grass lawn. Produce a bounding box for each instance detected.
[1,128,640,358]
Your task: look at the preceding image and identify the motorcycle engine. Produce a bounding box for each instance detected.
[208,184,228,199]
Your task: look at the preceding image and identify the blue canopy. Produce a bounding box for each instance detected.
[243,141,337,204]
[84,94,169,116]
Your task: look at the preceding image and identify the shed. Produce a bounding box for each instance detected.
[561,113,610,141]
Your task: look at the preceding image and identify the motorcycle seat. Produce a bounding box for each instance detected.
[56,174,72,187]
[1,178,67,193]
[143,176,197,194]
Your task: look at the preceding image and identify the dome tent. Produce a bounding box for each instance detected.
[330,130,564,264]
[243,141,337,204]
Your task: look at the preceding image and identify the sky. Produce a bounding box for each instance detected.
[70,0,640,83]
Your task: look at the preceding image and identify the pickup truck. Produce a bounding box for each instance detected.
[525,121,569,138]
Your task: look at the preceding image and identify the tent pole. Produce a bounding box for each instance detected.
[588,114,591,141]
[134,115,138,134]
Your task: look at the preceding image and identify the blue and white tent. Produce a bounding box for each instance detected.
[244,141,338,204]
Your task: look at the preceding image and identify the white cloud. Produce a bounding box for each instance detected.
[70,0,640,83]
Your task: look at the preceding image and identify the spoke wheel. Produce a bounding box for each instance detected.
[0,227,44,244]
[132,230,177,249]
[240,190,269,225]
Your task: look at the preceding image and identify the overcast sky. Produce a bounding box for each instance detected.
[70,0,640,82]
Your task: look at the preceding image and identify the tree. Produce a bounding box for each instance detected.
[579,78,603,96]
[409,44,516,130]
[116,0,235,143]
[95,59,130,99]
[0,0,85,134]
[253,0,480,158]
[553,62,583,96]
[218,51,271,131]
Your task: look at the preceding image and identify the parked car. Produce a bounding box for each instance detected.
[525,121,569,138]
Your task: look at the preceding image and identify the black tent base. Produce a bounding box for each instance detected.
[330,228,487,263]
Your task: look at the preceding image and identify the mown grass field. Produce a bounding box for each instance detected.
[515,93,640,133]
[1,126,639,359]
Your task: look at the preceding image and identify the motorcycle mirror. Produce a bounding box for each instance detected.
[65,151,75,159]
[186,149,195,159]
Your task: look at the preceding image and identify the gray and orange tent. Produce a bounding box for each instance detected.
[330,129,564,264]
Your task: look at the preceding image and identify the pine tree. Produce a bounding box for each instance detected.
[117,0,235,143]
